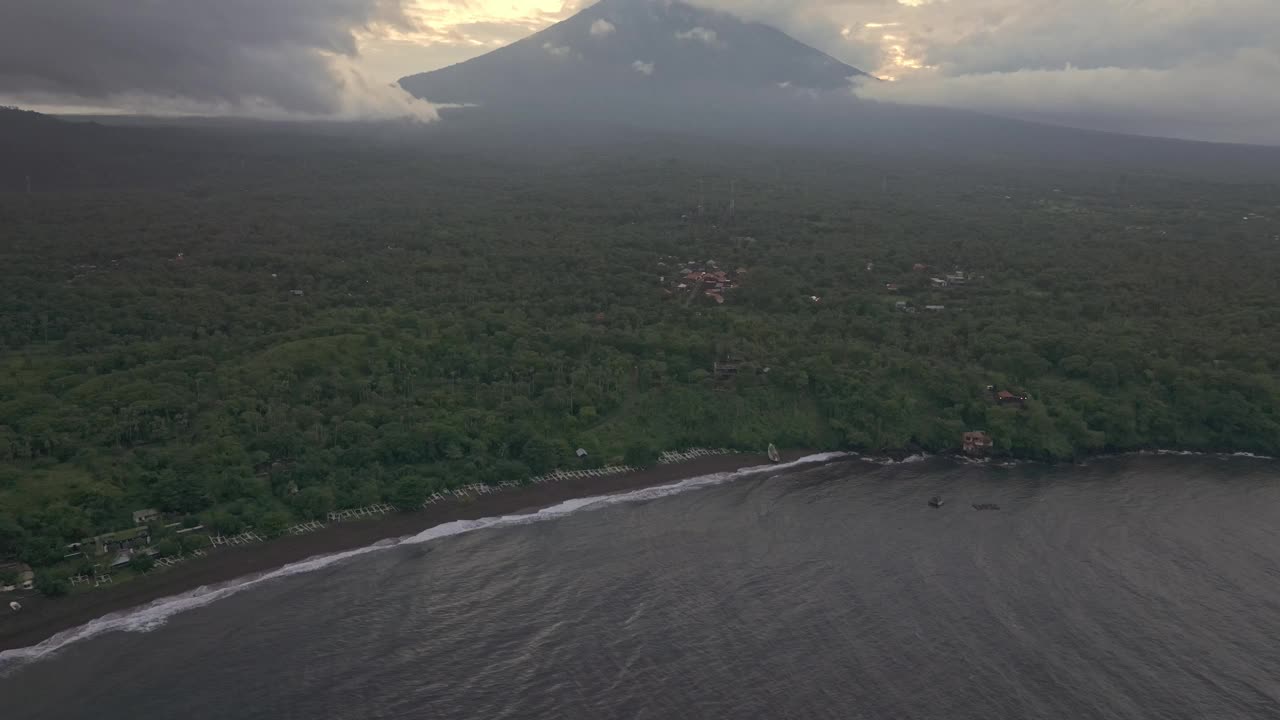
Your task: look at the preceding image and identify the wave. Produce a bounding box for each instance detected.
[1229,452,1276,460]
[0,541,398,672]
[0,452,847,671]
[858,453,930,466]
[1134,449,1278,461]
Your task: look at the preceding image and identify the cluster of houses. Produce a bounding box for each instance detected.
[662,258,744,305]
[894,301,946,314]
[67,259,123,285]
[0,509,173,593]
[930,270,971,289]
[65,525,156,570]
[62,508,205,573]
[959,386,1032,457]
[880,264,980,315]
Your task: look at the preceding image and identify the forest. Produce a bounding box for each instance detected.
[2,109,1279,588]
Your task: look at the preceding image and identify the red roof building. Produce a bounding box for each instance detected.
[963,431,994,456]
[996,390,1028,406]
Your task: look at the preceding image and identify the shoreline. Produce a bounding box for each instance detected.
[0,450,821,654]
[4,446,1275,655]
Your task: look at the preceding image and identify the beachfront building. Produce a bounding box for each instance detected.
[81,526,153,562]
[963,431,994,456]
[0,562,34,592]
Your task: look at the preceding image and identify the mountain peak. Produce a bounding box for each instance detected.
[399,0,864,109]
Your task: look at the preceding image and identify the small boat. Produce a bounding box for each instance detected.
[8,601,20,612]
[767,444,781,463]
[928,496,944,508]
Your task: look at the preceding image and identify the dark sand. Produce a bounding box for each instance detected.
[0,451,819,652]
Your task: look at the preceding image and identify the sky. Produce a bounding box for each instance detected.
[2,0,1277,144]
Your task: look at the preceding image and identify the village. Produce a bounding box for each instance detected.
[882,261,982,314]
[3,448,741,604]
[960,386,1032,458]
[659,256,746,306]
[651,253,1023,461]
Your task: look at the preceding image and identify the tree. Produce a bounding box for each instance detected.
[257,510,292,537]
[209,512,245,535]
[155,538,181,558]
[179,534,208,554]
[152,470,212,514]
[1059,355,1090,378]
[1089,361,1120,389]
[624,442,660,468]
[0,512,25,558]
[390,477,426,511]
[293,486,335,520]
[35,571,69,597]
[520,437,563,475]
[16,535,63,567]
[129,554,156,573]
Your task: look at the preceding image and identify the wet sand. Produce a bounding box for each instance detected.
[0,451,817,652]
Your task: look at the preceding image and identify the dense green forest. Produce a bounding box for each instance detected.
[2,112,1279,584]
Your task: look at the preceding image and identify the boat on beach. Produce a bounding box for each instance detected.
[767,444,781,463]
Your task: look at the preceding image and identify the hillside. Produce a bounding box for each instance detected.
[1,116,1280,592]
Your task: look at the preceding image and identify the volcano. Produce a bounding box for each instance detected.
[399,0,868,111]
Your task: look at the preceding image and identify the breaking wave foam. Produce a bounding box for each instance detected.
[0,452,846,670]
[1229,452,1276,460]
[1138,449,1277,461]
[858,453,930,466]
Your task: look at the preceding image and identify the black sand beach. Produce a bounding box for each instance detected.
[0,451,816,652]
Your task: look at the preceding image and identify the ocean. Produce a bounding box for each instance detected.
[2,454,1279,719]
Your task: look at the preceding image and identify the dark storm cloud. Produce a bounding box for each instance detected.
[0,0,434,117]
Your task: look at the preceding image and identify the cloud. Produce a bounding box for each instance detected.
[7,0,1275,142]
[380,0,588,74]
[686,0,1280,144]
[590,19,617,37]
[675,27,725,49]
[688,1,878,67]
[0,0,438,120]
[542,42,577,59]
[632,60,655,76]
[860,49,1280,146]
